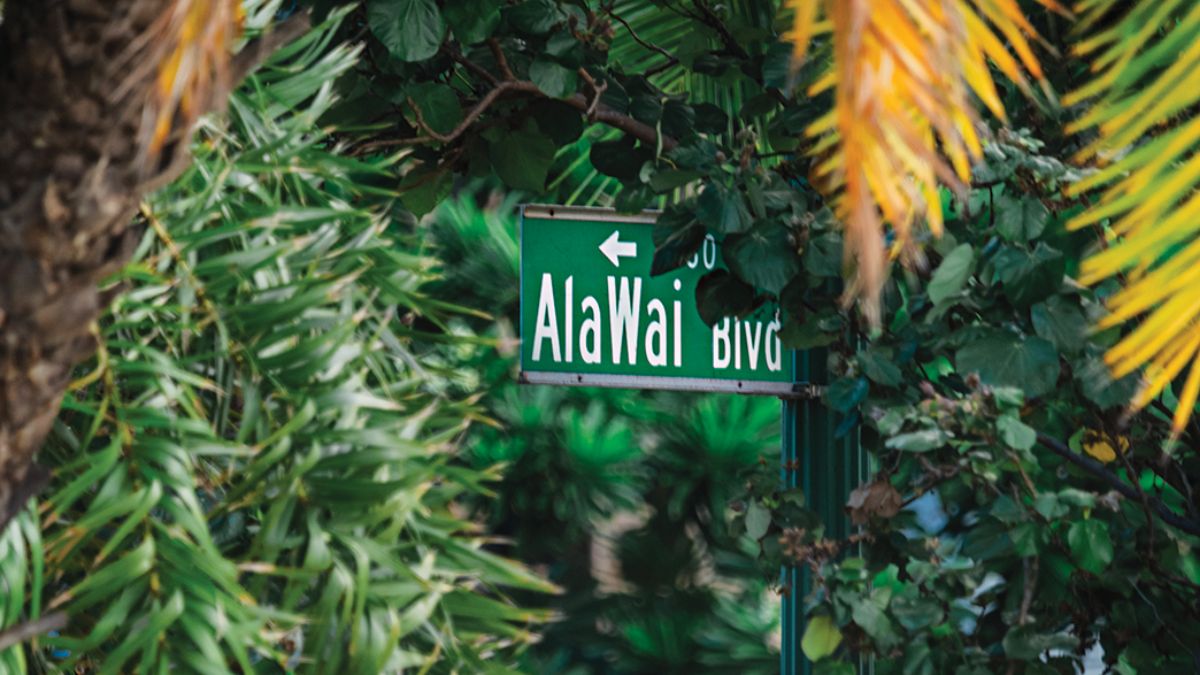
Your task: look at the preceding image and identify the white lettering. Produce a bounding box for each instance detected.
[734,318,742,369]
[565,276,574,363]
[745,321,763,370]
[581,296,602,364]
[533,273,561,363]
[645,300,667,367]
[672,299,682,367]
[607,276,642,365]
[713,318,731,369]
[766,318,782,372]
[702,234,717,269]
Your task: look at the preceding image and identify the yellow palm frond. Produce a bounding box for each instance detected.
[114,0,244,165]
[785,0,1056,323]
[1065,0,1200,435]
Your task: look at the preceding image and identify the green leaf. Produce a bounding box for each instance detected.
[996,414,1036,451]
[506,0,560,35]
[693,103,729,134]
[649,169,704,193]
[528,99,582,145]
[825,377,869,412]
[813,662,856,675]
[804,232,842,278]
[1034,492,1068,520]
[885,429,949,453]
[1003,626,1079,660]
[859,347,903,387]
[697,182,753,234]
[1068,519,1114,574]
[399,167,452,218]
[928,244,974,306]
[490,123,556,192]
[591,137,648,181]
[955,332,1060,398]
[1077,357,1138,409]
[368,0,446,62]
[667,139,720,170]
[1030,295,1086,356]
[661,101,697,142]
[852,590,900,648]
[695,270,757,326]
[779,318,838,350]
[801,615,843,661]
[1010,522,1040,556]
[902,640,934,675]
[890,593,944,632]
[724,221,800,294]
[995,194,1050,242]
[650,208,704,276]
[529,59,577,98]
[991,243,1065,307]
[405,83,462,136]
[762,42,794,90]
[745,500,771,540]
[443,0,500,44]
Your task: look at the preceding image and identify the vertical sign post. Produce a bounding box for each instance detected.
[781,349,868,674]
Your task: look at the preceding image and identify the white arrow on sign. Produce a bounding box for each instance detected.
[599,230,637,267]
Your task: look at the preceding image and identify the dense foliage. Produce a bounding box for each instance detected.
[739,132,1200,672]
[0,12,550,673]
[4,0,1199,672]
[312,0,1200,670]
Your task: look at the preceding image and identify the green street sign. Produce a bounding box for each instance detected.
[519,205,796,395]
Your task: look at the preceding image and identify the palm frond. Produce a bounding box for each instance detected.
[118,0,244,163]
[0,11,551,672]
[786,0,1056,322]
[1064,1,1200,434]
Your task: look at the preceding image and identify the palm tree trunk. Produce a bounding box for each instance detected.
[0,1,207,531]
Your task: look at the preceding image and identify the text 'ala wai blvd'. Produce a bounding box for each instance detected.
[519,206,794,394]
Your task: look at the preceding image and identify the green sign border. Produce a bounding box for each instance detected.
[519,204,802,396]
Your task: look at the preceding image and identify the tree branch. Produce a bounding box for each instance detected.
[0,611,67,653]
[487,38,516,81]
[1035,433,1200,537]
[361,79,677,153]
[605,7,679,71]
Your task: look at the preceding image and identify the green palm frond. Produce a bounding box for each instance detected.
[547,0,792,208]
[0,12,551,673]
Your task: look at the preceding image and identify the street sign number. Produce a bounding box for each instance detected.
[519,205,797,395]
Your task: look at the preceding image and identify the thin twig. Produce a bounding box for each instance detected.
[358,78,677,153]
[1036,433,1200,537]
[447,46,499,87]
[404,81,541,145]
[1116,440,1157,555]
[1008,451,1038,498]
[605,6,678,66]
[577,68,608,119]
[0,612,67,652]
[691,0,748,59]
[487,38,516,81]
[1018,556,1038,625]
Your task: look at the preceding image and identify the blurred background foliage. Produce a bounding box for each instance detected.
[426,191,781,674]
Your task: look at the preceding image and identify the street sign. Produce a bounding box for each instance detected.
[519,205,797,395]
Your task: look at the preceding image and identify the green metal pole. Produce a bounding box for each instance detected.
[781,349,866,674]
